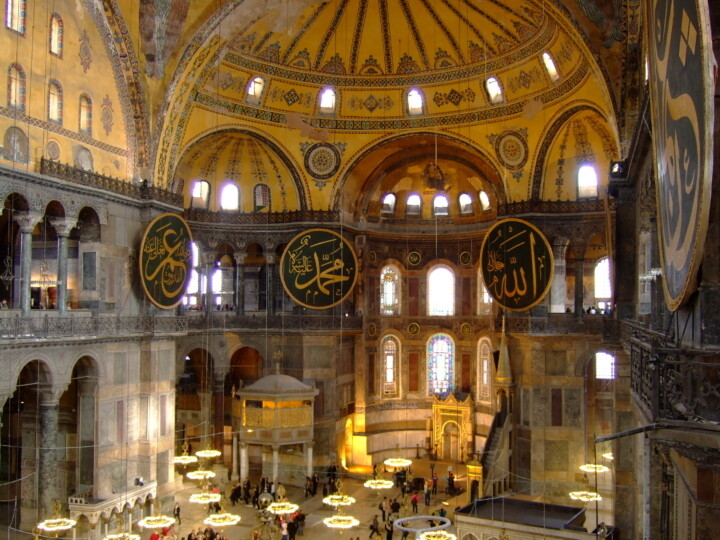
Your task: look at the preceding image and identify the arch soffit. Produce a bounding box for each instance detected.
[175,340,224,380]
[1,183,109,225]
[530,103,616,201]
[378,259,407,274]
[173,128,309,211]
[572,346,626,378]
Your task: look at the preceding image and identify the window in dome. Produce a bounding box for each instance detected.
[49,13,63,57]
[47,80,62,124]
[406,193,421,216]
[7,63,25,111]
[407,88,424,115]
[485,77,504,104]
[380,265,400,315]
[595,352,615,380]
[433,194,449,216]
[246,76,265,105]
[578,163,598,198]
[220,183,239,211]
[594,257,612,300]
[382,336,399,395]
[427,334,454,395]
[428,265,454,316]
[79,94,91,135]
[254,183,270,212]
[459,193,473,215]
[478,190,491,211]
[381,192,396,214]
[5,0,25,33]
[542,52,559,82]
[191,180,210,209]
[319,87,336,113]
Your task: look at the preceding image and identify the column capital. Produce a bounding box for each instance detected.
[234,253,247,265]
[39,382,68,406]
[49,217,78,237]
[266,254,277,265]
[14,211,43,233]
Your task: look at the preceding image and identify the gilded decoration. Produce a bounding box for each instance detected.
[488,129,529,177]
[431,394,473,457]
[79,30,91,72]
[433,89,476,107]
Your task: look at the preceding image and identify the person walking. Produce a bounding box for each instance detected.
[378,497,388,521]
[173,502,181,525]
[369,515,381,539]
[411,492,419,513]
[384,521,394,540]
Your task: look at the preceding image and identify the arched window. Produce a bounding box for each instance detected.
[542,52,559,82]
[459,193,473,215]
[477,338,493,401]
[427,334,454,395]
[49,14,63,56]
[254,184,270,211]
[578,164,598,198]
[319,87,336,113]
[485,77,504,104]
[406,193,421,216]
[5,0,25,33]
[594,257,612,300]
[433,194,449,216]
[595,352,615,380]
[79,94,92,135]
[220,183,239,210]
[183,242,202,307]
[7,63,25,111]
[478,271,493,315]
[428,266,454,316]
[191,180,210,209]
[478,190,491,211]
[48,80,63,124]
[407,88,424,115]
[380,265,400,315]
[246,76,265,105]
[382,336,399,395]
[381,193,396,214]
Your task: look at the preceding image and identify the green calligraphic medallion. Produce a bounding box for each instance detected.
[647,0,713,311]
[139,213,193,309]
[480,218,553,312]
[280,229,358,309]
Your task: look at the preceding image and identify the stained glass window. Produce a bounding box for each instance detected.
[380,265,400,315]
[427,334,454,394]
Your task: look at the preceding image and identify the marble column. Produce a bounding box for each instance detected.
[77,378,96,490]
[230,433,239,481]
[550,240,569,313]
[240,443,249,484]
[14,212,42,314]
[213,376,224,455]
[271,445,279,483]
[234,254,245,315]
[39,396,60,516]
[305,442,313,478]
[198,390,213,444]
[574,257,585,319]
[50,218,76,314]
[266,254,276,316]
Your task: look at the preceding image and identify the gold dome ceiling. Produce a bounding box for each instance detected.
[224,0,551,77]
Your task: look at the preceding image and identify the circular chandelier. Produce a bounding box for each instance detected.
[569,491,602,502]
[383,457,412,468]
[104,533,141,540]
[37,518,77,532]
[196,449,221,459]
[419,532,457,540]
[323,515,360,529]
[137,515,176,529]
[204,512,241,528]
[173,453,198,466]
[602,452,614,460]
[266,502,299,515]
[363,479,394,489]
[186,469,216,481]
[189,492,222,504]
[579,464,610,473]
[322,494,356,507]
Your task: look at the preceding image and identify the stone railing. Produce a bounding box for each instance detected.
[68,481,157,527]
[0,312,187,340]
[185,312,363,332]
[185,208,339,225]
[499,198,615,215]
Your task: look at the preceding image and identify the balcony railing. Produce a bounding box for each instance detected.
[185,312,363,331]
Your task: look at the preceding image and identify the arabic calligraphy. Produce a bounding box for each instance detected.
[480,218,553,312]
[280,229,358,309]
[139,213,193,309]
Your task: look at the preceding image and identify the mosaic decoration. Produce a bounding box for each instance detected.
[646,0,713,310]
[279,228,358,310]
[46,140,60,160]
[480,218,554,312]
[268,86,312,107]
[572,119,595,164]
[79,30,92,72]
[489,129,529,175]
[397,54,421,74]
[101,95,114,136]
[359,55,383,75]
[303,143,341,181]
[408,322,420,336]
[434,48,457,69]
[507,67,543,93]
[139,213,193,309]
[219,72,246,93]
[321,53,347,74]
[348,94,393,113]
[433,88,475,107]
[555,124,570,200]
[407,251,422,266]
[289,49,311,69]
